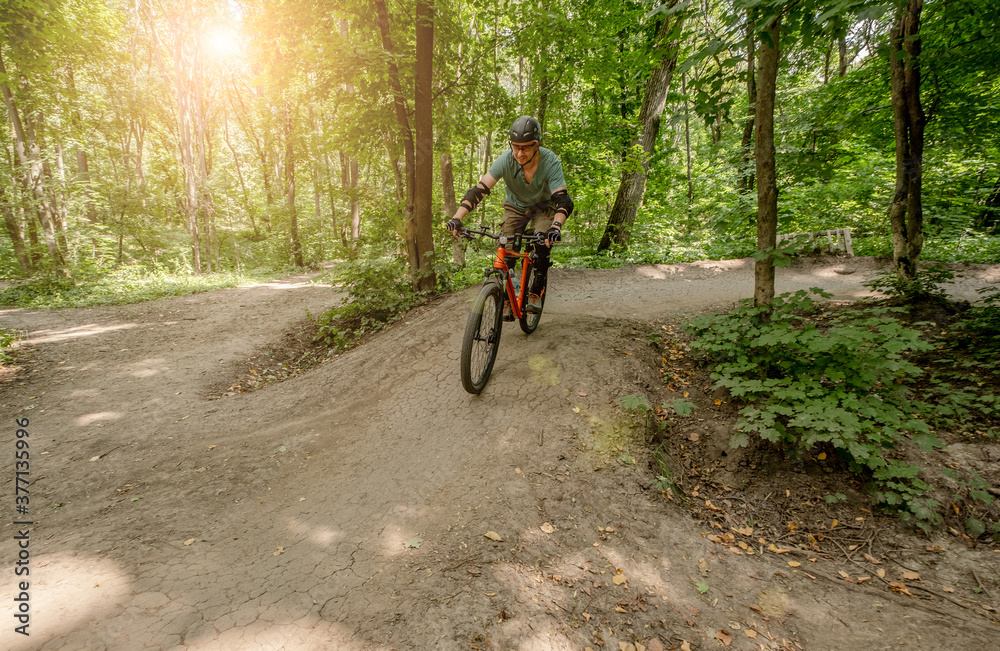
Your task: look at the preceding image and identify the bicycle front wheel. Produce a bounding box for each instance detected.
[518,263,545,335]
[460,281,504,394]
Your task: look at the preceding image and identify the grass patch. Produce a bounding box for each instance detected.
[0,266,287,309]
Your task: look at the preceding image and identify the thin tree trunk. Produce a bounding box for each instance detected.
[838,35,848,78]
[738,11,757,196]
[682,72,693,219]
[754,15,781,309]
[285,101,304,267]
[888,0,925,283]
[411,0,436,291]
[0,53,65,270]
[222,113,259,238]
[375,0,417,259]
[172,13,201,273]
[0,180,31,271]
[598,6,684,252]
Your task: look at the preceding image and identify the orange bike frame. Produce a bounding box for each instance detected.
[492,237,533,321]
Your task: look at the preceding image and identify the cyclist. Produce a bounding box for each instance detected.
[446,116,574,314]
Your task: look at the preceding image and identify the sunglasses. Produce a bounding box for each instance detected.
[510,142,538,154]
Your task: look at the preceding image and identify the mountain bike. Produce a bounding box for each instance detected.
[458,226,549,394]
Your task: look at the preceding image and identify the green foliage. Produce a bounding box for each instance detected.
[863,264,957,302]
[0,267,281,309]
[0,328,16,364]
[686,289,944,527]
[313,256,423,350]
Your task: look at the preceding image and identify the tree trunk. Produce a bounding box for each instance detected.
[738,10,757,196]
[411,0,436,292]
[375,0,416,247]
[838,35,848,78]
[888,0,925,283]
[754,15,781,309]
[0,53,66,271]
[598,6,684,252]
[285,101,304,267]
[172,13,201,273]
[682,72,693,219]
[0,180,31,272]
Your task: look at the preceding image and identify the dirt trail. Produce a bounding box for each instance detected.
[0,258,998,650]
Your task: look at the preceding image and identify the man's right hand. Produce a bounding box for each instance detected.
[446,217,463,234]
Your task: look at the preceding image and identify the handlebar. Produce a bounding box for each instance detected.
[458,226,548,245]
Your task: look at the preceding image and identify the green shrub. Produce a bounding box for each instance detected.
[314,256,422,349]
[685,289,944,529]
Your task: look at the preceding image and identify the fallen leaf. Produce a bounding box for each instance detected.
[714,399,722,405]
[515,468,522,474]
[857,576,871,583]
[208,445,217,450]
[877,569,887,579]
[745,629,758,639]
[698,557,709,574]
[830,519,838,529]
[683,391,690,398]
[864,553,881,565]
[182,539,195,546]
[688,432,700,442]
[273,546,284,556]
[403,538,423,549]
[943,586,955,593]
[540,522,555,534]
[681,643,692,651]
[648,639,665,651]
[839,571,851,580]
[484,531,503,542]
[582,612,591,622]
[889,581,912,596]
[705,499,723,512]
[737,526,754,536]
[579,392,588,397]
[901,571,921,581]
[787,522,798,531]
[615,606,628,614]
[572,407,581,413]
[613,575,628,585]
[788,561,801,568]
[715,629,733,645]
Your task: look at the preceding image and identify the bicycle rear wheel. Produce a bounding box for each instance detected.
[460,281,504,394]
[518,263,545,335]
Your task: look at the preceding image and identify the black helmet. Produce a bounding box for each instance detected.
[509,116,541,143]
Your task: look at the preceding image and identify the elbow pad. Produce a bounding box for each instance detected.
[461,182,491,212]
[551,189,574,219]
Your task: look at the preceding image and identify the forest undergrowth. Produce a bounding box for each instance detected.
[632,269,1000,555]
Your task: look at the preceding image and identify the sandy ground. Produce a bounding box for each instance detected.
[0,256,998,650]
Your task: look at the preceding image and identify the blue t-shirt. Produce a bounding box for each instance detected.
[488,147,566,211]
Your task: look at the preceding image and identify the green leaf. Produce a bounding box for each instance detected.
[696,582,709,594]
[966,518,986,538]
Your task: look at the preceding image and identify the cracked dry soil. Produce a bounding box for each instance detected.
[1,257,999,650]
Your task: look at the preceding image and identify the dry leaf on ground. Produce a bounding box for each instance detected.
[540,522,555,534]
[484,531,503,542]
[715,629,733,645]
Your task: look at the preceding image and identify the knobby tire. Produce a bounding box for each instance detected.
[460,281,504,394]
[518,263,545,335]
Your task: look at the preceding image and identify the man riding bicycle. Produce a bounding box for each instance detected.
[446,116,574,313]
